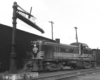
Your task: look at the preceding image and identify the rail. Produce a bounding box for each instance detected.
[0,67,100,80]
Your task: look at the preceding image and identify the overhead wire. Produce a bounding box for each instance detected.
[0,10,35,29]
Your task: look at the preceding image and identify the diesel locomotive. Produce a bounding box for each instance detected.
[22,40,96,71]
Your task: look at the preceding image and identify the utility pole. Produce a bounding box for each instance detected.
[49,21,54,40]
[74,27,78,43]
[9,2,18,73]
[74,27,81,55]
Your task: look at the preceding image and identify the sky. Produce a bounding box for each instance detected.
[0,0,100,49]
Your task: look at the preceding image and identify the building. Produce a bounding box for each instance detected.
[0,24,55,72]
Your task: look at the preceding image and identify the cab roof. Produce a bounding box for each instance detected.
[44,41,78,48]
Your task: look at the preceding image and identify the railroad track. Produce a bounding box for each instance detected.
[35,67,100,80]
[0,67,100,80]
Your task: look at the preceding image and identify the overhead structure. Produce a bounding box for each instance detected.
[9,2,44,73]
[17,13,44,33]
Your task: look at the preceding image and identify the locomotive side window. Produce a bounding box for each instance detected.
[56,46,58,52]
[62,47,63,52]
[61,47,65,52]
[55,46,58,52]
[55,46,59,52]
[74,48,76,53]
[61,47,63,52]
[58,46,60,52]
[63,47,66,52]
[58,47,61,52]
[60,47,67,53]
[74,48,78,53]
[54,46,56,52]
[77,48,79,53]
[61,47,62,52]
[64,47,66,53]
[57,46,58,52]
[65,47,69,52]
[69,48,74,53]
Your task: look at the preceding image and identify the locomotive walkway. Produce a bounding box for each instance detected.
[0,67,100,80]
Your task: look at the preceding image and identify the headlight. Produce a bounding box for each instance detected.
[32,45,38,53]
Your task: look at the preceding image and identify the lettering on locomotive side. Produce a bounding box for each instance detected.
[53,52,79,59]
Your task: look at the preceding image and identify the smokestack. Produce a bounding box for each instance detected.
[55,38,60,43]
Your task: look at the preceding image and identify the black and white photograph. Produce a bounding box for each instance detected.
[0,0,100,80]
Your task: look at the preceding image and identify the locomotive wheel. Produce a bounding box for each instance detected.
[58,63,63,70]
[71,66,78,69]
[44,62,63,71]
[83,62,92,68]
[91,62,96,67]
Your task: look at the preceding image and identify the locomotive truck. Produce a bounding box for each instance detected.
[22,40,96,71]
